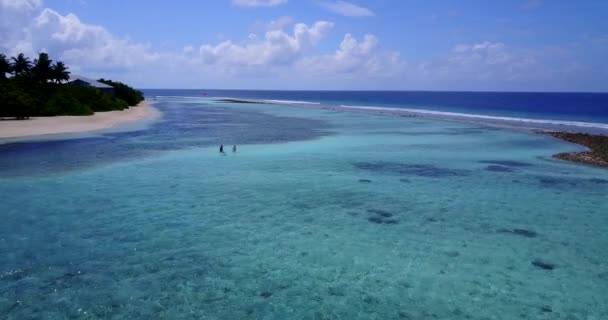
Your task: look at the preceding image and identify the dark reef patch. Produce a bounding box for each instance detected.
[367,209,399,225]
[367,209,393,218]
[479,160,533,167]
[485,165,515,173]
[532,259,555,270]
[498,228,538,238]
[447,127,493,135]
[353,161,470,178]
[368,217,384,224]
[537,176,578,187]
[589,178,608,184]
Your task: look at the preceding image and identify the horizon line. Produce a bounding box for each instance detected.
[138,88,608,94]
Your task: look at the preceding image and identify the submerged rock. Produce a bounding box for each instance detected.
[445,251,460,258]
[537,176,578,187]
[367,209,393,218]
[353,161,469,178]
[589,178,608,184]
[498,228,538,238]
[541,305,553,313]
[367,216,399,225]
[368,217,384,224]
[485,165,515,172]
[532,259,555,270]
[479,160,533,167]
[6,301,21,313]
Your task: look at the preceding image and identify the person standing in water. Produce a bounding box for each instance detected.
[219,145,224,153]
[232,145,237,153]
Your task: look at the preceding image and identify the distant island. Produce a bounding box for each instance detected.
[0,52,143,119]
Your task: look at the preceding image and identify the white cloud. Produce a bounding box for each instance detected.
[320,1,374,17]
[183,45,195,54]
[232,0,287,8]
[199,21,333,67]
[1,1,604,91]
[298,33,403,76]
[267,16,294,31]
[0,0,41,9]
[433,41,540,81]
[0,1,161,76]
[0,0,42,53]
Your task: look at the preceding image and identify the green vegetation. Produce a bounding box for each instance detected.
[0,52,142,119]
[98,79,144,106]
[547,132,608,167]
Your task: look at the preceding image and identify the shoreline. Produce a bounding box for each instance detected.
[0,100,160,140]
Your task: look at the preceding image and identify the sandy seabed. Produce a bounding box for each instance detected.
[0,101,159,139]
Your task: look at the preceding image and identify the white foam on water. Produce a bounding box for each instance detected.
[263,99,321,105]
[341,105,608,131]
[154,95,206,99]
[178,96,608,133]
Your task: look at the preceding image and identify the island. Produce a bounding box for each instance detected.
[0,52,156,139]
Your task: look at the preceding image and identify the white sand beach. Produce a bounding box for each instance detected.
[0,101,160,139]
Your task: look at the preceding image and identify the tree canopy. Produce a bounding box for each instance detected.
[0,52,143,119]
[98,78,144,106]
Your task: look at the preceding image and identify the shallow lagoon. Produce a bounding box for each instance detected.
[1,97,607,319]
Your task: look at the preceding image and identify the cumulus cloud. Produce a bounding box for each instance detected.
[199,21,333,67]
[232,0,287,8]
[320,1,374,17]
[0,0,42,53]
[0,0,161,76]
[2,1,601,90]
[427,41,541,82]
[267,16,294,30]
[298,33,403,77]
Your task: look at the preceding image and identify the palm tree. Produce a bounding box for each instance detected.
[10,53,32,75]
[0,54,10,79]
[50,61,70,84]
[32,52,53,83]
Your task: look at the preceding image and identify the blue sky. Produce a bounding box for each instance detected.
[2,0,608,91]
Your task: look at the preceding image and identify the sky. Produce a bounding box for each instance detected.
[1,0,607,91]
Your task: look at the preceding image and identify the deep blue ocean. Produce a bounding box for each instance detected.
[143,89,608,124]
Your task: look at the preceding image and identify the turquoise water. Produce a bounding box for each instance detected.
[1,97,608,319]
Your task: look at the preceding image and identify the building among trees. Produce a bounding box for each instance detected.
[67,75,115,96]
